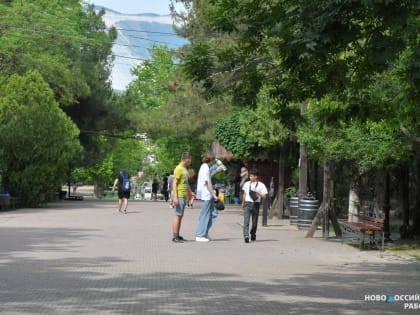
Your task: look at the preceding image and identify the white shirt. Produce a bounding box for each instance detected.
[196,163,212,200]
[242,180,268,203]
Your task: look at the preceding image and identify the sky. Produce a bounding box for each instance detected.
[88,0,178,15]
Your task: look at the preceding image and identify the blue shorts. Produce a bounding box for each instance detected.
[174,197,186,216]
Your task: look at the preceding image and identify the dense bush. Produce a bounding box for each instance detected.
[0,71,81,206]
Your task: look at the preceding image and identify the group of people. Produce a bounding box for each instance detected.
[112,151,268,243]
[171,151,268,244]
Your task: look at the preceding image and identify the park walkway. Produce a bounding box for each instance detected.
[0,199,418,314]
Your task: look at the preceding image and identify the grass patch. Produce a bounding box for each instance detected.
[386,239,420,261]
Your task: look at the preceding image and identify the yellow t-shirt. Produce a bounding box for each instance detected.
[173,164,189,198]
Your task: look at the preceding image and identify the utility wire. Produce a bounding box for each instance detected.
[111,27,179,36]
[0,23,180,47]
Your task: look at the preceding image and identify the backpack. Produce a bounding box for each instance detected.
[121,173,131,192]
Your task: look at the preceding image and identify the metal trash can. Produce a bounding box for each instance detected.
[298,198,318,229]
[59,190,67,200]
[289,196,299,225]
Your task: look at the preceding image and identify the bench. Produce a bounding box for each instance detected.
[0,195,20,210]
[340,214,385,251]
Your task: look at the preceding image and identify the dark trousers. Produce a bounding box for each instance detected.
[243,202,260,237]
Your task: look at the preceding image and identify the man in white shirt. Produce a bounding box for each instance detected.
[241,168,268,243]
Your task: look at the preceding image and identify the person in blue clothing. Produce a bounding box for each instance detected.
[195,152,226,242]
[112,169,141,214]
[195,152,219,242]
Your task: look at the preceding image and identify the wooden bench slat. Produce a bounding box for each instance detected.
[340,213,385,251]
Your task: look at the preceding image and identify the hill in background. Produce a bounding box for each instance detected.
[97,6,188,91]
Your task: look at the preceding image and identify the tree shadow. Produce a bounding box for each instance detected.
[0,261,416,314]
[0,212,418,314]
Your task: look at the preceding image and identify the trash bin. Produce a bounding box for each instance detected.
[298,198,318,229]
[289,196,299,225]
[59,190,67,200]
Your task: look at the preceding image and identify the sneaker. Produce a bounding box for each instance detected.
[172,236,183,243]
[251,235,256,241]
[123,210,127,214]
[117,209,122,213]
[195,237,210,242]
[169,204,174,209]
[178,236,185,241]
[244,237,250,243]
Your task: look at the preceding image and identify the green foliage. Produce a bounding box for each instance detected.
[214,109,260,158]
[298,98,412,173]
[0,1,114,106]
[182,43,216,92]
[129,44,175,109]
[127,44,232,152]
[152,136,208,174]
[179,0,419,139]
[0,71,81,206]
[243,87,293,148]
[213,169,229,185]
[0,0,118,175]
[71,137,147,187]
[285,186,297,197]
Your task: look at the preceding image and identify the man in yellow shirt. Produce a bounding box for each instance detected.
[172,152,193,242]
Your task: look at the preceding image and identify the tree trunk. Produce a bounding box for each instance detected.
[399,164,412,239]
[269,144,285,219]
[383,170,392,240]
[305,204,324,238]
[306,160,341,238]
[413,154,420,237]
[323,160,341,238]
[93,179,103,199]
[298,102,308,199]
[298,143,308,199]
[348,160,360,223]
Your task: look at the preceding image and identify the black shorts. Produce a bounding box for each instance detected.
[118,190,130,199]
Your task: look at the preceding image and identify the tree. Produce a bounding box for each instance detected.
[298,99,412,236]
[176,0,420,236]
[0,71,81,206]
[0,1,115,106]
[126,44,232,141]
[0,0,119,175]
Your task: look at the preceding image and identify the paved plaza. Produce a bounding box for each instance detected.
[0,199,419,314]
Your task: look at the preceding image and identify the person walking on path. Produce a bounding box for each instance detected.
[241,168,268,243]
[171,152,193,243]
[112,169,140,214]
[161,173,169,202]
[195,153,219,242]
[168,170,174,208]
[152,178,159,201]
